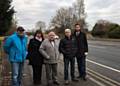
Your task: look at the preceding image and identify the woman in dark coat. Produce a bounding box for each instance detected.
[27,30,44,85]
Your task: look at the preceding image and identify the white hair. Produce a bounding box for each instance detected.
[65,29,71,33]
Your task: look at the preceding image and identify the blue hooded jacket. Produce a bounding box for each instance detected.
[4,32,28,62]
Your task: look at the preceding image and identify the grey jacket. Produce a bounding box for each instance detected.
[39,39,60,64]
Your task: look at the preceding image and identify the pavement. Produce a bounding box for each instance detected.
[1,55,98,86]
[22,59,99,86]
[1,55,11,86]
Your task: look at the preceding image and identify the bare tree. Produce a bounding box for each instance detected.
[50,0,88,34]
[50,7,76,32]
[35,21,46,32]
[73,0,86,20]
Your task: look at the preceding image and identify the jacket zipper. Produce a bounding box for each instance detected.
[14,52,16,60]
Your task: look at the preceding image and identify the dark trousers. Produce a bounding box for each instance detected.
[64,57,75,80]
[76,54,86,77]
[45,63,58,84]
[32,64,43,84]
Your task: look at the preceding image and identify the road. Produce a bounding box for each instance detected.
[86,40,120,86]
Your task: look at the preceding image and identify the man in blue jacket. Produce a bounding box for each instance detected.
[4,26,27,86]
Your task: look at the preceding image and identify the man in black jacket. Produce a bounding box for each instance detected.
[59,29,78,85]
[74,24,88,81]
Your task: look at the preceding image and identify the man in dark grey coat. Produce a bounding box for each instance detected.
[39,31,60,86]
[74,23,88,81]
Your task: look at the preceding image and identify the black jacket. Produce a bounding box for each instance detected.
[74,31,88,55]
[27,38,44,65]
[59,36,78,58]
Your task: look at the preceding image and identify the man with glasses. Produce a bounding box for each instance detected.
[40,31,60,86]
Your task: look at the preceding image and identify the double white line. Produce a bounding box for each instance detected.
[87,59,120,86]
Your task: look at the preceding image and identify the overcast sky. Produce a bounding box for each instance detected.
[12,0,120,31]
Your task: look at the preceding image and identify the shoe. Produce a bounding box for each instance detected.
[81,77,87,81]
[34,84,40,86]
[64,80,69,85]
[77,76,81,79]
[47,83,53,86]
[33,80,41,85]
[53,81,60,85]
[72,78,79,82]
[47,84,51,86]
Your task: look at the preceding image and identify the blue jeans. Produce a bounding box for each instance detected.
[11,62,24,86]
[64,57,75,80]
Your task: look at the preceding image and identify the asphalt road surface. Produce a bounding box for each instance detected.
[86,40,120,86]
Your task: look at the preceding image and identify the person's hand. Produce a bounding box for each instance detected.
[85,52,88,56]
[46,56,50,60]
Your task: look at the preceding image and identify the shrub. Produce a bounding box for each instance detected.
[108,28,120,38]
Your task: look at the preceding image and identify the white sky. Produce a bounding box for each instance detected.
[12,0,120,31]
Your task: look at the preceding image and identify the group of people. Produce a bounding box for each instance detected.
[3,23,88,86]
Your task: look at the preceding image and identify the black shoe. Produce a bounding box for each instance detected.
[81,77,87,81]
[33,80,41,85]
[77,76,82,79]
[72,78,79,82]
[47,83,53,86]
[53,81,60,85]
[47,84,52,86]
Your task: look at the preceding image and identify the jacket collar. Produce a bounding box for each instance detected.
[14,32,26,38]
[65,36,72,40]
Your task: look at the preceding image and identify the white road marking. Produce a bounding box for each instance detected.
[88,71,116,86]
[87,59,120,73]
[87,68,120,86]
[88,45,106,49]
[60,57,119,85]
[89,76,106,86]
